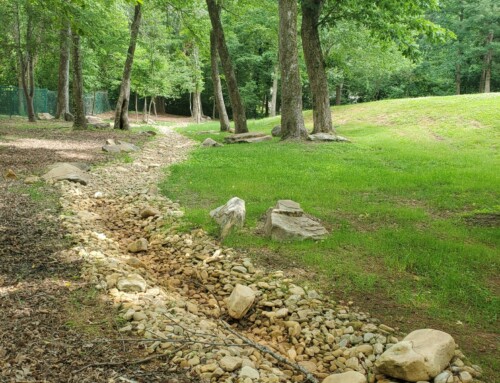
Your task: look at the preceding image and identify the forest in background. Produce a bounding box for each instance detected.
[0,0,498,120]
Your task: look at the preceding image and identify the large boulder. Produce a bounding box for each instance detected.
[375,329,456,382]
[322,371,366,383]
[264,200,328,241]
[271,125,282,137]
[210,197,246,238]
[226,284,256,319]
[224,132,272,144]
[308,133,349,142]
[42,163,89,185]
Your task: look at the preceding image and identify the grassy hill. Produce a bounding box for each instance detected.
[161,94,499,376]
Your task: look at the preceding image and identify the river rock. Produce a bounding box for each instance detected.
[227,284,255,319]
[264,200,328,241]
[116,274,147,292]
[128,238,148,253]
[239,366,260,380]
[375,329,456,382]
[219,356,243,372]
[210,197,246,238]
[42,163,90,185]
[322,371,366,383]
[224,132,272,144]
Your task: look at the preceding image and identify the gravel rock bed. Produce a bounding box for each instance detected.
[56,127,484,383]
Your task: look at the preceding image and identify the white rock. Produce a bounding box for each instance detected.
[375,329,456,382]
[322,371,366,383]
[227,284,255,319]
[219,356,243,372]
[239,366,260,380]
[116,274,147,293]
[210,197,246,238]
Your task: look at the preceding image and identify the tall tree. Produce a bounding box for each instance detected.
[206,0,248,133]
[210,29,230,131]
[55,21,70,119]
[114,3,142,130]
[13,1,37,122]
[301,0,334,134]
[279,0,307,140]
[71,32,86,129]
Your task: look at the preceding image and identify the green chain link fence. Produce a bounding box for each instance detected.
[0,85,111,117]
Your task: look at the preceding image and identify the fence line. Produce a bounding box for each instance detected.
[0,86,111,117]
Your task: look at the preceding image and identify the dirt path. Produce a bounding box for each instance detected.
[1,120,488,382]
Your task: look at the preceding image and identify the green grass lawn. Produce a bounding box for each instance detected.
[161,94,499,330]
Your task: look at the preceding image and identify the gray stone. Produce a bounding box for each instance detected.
[210,197,246,238]
[47,162,90,172]
[102,144,122,153]
[42,163,90,185]
[117,141,139,152]
[227,284,255,319]
[308,133,350,142]
[271,125,281,137]
[375,329,456,382]
[224,132,272,144]
[201,138,222,147]
[116,274,147,292]
[264,200,328,241]
[433,371,452,383]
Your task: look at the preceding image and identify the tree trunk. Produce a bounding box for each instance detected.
[14,3,36,122]
[153,97,157,117]
[55,22,70,119]
[114,4,142,130]
[455,64,461,95]
[210,29,230,131]
[135,92,138,122]
[301,0,335,134]
[335,83,343,105]
[71,32,86,129]
[269,63,279,117]
[206,0,248,133]
[279,0,307,140]
[143,97,148,122]
[192,91,202,124]
[481,31,493,93]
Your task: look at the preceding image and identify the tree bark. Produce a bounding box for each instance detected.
[480,31,493,93]
[55,22,70,119]
[335,83,343,105]
[114,4,142,130]
[14,2,36,122]
[210,29,230,131]
[192,91,202,123]
[301,0,335,134]
[279,0,307,140]
[71,32,86,129]
[269,63,279,117]
[206,0,248,133]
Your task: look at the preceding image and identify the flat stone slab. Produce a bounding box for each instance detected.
[47,162,91,172]
[102,140,139,153]
[224,132,272,144]
[308,133,350,142]
[264,200,328,241]
[42,163,90,185]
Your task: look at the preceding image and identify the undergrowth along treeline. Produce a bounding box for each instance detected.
[162,94,499,329]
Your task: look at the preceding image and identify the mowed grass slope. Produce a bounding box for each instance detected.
[161,94,499,329]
